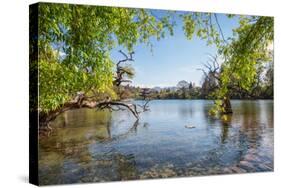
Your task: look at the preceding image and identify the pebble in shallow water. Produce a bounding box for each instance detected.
[257,163,273,171]
[229,166,247,173]
[139,164,177,179]
[243,154,261,162]
[238,160,255,171]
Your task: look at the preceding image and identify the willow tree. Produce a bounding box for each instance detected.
[212,16,274,115]
[32,3,178,127]
[181,14,274,115]
[31,3,274,127]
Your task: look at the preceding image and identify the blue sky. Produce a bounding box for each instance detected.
[111,12,240,88]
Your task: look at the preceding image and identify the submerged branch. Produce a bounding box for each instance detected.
[96,101,140,119]
[39,93,142,128]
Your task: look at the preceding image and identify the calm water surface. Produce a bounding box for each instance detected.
[38,100,273,185]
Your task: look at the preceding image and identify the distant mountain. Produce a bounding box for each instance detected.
[151,86,178,92]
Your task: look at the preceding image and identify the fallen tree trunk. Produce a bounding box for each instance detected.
[39,51,150,130]
[97,101,140,119]
[39,93,143,129]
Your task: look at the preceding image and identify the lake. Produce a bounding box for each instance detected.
[38,100,273,185]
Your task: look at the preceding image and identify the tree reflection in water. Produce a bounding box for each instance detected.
[38,100,273,185]
[39,114,146,185]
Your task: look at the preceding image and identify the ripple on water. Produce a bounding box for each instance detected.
[38,100,273,185]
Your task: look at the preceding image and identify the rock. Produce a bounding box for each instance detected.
[238,161,255,171]
[140,164,178,179]
[258,164,273,171]
[223,167,233,173]
[247,148,257,155]
[230,166,247,173]
[185,125,195,129]
[244,154,261,162]
[80,155,92,163]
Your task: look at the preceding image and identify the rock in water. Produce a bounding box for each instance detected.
[238,161,255,171]
[185,125,195,129]
[230,166,247,173]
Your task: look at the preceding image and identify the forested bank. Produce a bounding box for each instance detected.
[117,64,273,100]
[31,3,273,127]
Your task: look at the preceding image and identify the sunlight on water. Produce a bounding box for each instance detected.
[38,100,273,185]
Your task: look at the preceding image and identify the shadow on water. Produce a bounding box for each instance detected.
[39,112,145,185]
[220,114,232,144]
[38,100,274,185]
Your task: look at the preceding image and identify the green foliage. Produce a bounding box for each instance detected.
[208,100,222,116]
[182,13,222,46]
[38,56,114,113]
[37,3,176,113]
[189,15,274,114]
[218,16,273,98]
[35,3,274,116]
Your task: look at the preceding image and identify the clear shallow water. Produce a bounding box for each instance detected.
[38,100,273,185]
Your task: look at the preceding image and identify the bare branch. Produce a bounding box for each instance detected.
[97,101,140,119]
[114,50,135,86]
[39,92,143,128]
[137,99,151,112]
[214,14,228,44]
[198,54,222,91]
[117,50,134,66]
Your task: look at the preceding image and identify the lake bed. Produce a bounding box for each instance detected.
[38,100,273,185]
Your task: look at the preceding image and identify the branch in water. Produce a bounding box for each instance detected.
[96,101,140,119]
[39,93,142,128]
[137,100,151,112]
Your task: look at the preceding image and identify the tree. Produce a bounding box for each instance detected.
[34,3,178,127]
[196,15,273,115]
[139,88,151,100]
[263,61,274,98]
[33,3,274,125]
[138,88,151,112]
[188,82,193,90]
[177,80,189,98]
[214,16,273,114]
[198,54,221,99]
[114,50,135,87]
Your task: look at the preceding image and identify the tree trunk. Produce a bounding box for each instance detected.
[221,96,233,114]
[39,97,141,129]
[63,112,68,127]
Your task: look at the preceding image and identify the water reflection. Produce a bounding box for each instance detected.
[39,100,273,185]
[220,115,231,144]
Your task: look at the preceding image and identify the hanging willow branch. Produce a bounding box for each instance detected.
[39,51,152,130]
